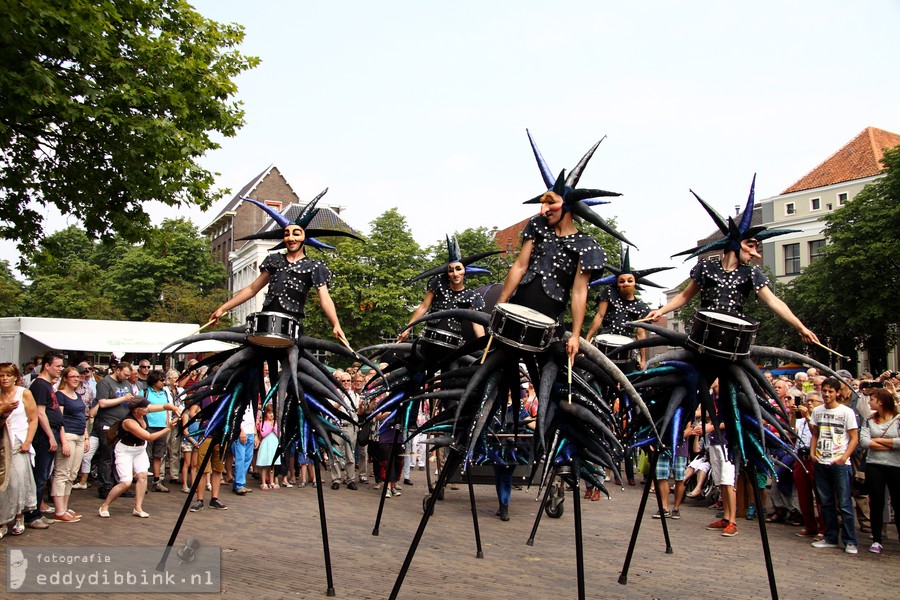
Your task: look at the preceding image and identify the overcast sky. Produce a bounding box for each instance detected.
[5,1,899,307]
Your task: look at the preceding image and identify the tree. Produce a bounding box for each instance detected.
[0,0,259,256]
[23,218,226,322]
[105,218,227,320]
[325,209,426,348]
[0,260,24,316]
[783,145,900,371]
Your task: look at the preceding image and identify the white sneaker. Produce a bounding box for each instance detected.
[844,544,858,554]
[811,539,840,549]
[71,482,88,490]
[385,488,392,498]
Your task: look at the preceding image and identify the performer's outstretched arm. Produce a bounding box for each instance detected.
[497,239,534,304]
[210,272,271,324]
[317,285,346,342]
[756,286,820,345]
[646,280,699,322]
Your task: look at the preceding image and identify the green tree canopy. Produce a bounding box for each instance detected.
[320,208,426,348]
[0,0,259,256]
[23,218,226,322]
[0,260,24,317]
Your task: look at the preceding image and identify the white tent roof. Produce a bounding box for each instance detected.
[0,317,236,354]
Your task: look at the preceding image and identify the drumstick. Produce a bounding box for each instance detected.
[630,316,656,324]
[811,340,851,361]
[568,355,573,404]
[337,334,357,356]
[480,335,494,364]
[188,319,216,336]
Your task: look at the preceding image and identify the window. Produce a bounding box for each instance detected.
[837,192,848,206]
[785,202,796,216]
[810,197,821,211]
[784,243,801,275]
[809,239,826,262]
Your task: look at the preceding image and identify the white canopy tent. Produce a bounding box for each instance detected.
[0,317,236,365]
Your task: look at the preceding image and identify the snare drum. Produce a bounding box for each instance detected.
[488,303,556,352]
[685,310,758,360]
[420,327,464,350]
[593,333,635,365]
[246,311,301,348]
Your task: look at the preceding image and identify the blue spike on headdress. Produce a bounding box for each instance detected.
[242,198,290,228]
[446,235,462,263]
[737,174,756,234]
[526,129,555,189]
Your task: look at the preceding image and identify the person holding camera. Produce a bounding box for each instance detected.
[98,396,179,519]
[859,387,900,554]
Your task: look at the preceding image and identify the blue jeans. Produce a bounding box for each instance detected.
[492,464,514,507]
[814,461,856,546]
[231,434,254,490]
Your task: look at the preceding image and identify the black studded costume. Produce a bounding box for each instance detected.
[512,215,606,321]
[596,286,650,337]
[426,273,486,335]
[689,256,769,317]
[260,253,331,322]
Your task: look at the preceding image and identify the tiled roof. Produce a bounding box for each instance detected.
[493,217,530,254]
[782,127,900,194]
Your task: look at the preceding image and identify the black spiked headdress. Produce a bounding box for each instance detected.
[672,175,798,260]
[523,129,635,248]
[237,188,364,250]
[407,235,502,284]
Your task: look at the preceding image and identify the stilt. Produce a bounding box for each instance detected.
[651,451,674,554]
[389,448,463,600]
[526,464,559,546]
[570,467,585,600]
[157,440,216,571]
[750,464,779,600]
[372,427,402,536]
[313,456,337,597]
[465,467,484,558]
[618,451,658,585]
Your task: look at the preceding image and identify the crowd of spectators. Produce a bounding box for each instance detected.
[2,351,897,561]
[644,367,900,554]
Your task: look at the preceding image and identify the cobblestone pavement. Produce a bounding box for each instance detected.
[1,473,896,599]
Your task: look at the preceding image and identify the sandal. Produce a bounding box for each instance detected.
[98,506,110,518]
[181,487,191,493]
[282,481,294,488]
[796,528,816,537]
[812,533,825,542]
[765,514,785,523]
[260,483,270,490]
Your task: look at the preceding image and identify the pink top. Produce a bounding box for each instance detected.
[259,419,277,438]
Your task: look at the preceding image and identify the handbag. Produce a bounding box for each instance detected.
[357,419,373,447]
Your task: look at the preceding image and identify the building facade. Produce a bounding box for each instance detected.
[760,126,900,283]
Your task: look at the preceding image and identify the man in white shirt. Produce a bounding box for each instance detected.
[810,377,859,554]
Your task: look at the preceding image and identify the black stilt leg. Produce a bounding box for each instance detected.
[372,431,401,536]
[157,440,216,571]
[619,451,657,585]
[465,467,484,558]
[570,468,585,600]
[389,448,463,600]
[526,464,559,546]
[313,456,336,597]
[650,451,674,554]
[750,464,779,600]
